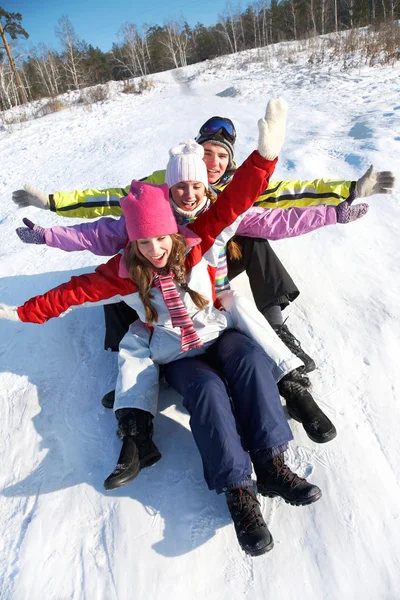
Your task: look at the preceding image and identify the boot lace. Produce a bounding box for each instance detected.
[288,368,311,387]
[274,322,302,353]
[274,322,314,373]
[278,377,311,403]
[272,456,305,489]
[228,489,266,533]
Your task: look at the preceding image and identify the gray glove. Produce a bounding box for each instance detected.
[336,201,369,224]
[12,185,49,210]
[356,165,395,198]
[257,98,288,160]
[16,218,46,244]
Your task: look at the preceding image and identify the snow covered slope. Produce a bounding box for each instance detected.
[0,42,399,599]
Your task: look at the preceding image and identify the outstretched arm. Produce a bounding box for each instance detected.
[0,255,136,324]
[238,200,369,240]
[11,171,167,218]
[251,165,395,210]
[16,215,128,256]
[12,185,128,218]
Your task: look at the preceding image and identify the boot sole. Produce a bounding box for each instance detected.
[104,451,162,491]
[287,409,337,444]
[258,488,323,506]
[104,463,141,490]
[242,539,274,556]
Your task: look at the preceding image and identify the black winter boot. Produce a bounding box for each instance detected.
[225,487,274,556]
[273,323,316,373]
[255,455,322,506]
[278,371,337,444]
[281,367,312,388]
[104,408,161,490]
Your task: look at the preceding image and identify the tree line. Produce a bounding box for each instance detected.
[1,0,399,110]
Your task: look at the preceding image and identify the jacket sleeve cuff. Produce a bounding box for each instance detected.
[347,181,357,204]
[251,151,278,175]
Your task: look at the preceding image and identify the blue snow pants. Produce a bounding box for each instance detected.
[163,329,293,492]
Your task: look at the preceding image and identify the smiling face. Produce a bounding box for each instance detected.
[170,181,206,212]
[202,142,230,183]
[137,235,173,269]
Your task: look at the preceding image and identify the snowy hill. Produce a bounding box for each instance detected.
[0,41,400,599]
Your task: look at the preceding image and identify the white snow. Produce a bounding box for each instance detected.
[1,39,400,599]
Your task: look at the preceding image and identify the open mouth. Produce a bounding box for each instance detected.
[181,199,198,209]
[150,252,166,264]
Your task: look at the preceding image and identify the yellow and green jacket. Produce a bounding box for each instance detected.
[48,169,356,219]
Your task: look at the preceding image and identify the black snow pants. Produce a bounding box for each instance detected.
[227,236,299,314]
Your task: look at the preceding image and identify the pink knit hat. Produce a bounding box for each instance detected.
[120,181,178,241]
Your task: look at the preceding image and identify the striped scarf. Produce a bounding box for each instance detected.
[153,272,203,352]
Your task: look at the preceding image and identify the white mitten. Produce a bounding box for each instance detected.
[12,184,49,210]
[0,304,21,322]
[356,165,395,198]
[257,98,288,160]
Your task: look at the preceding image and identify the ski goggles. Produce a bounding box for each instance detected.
[197,117,236,144]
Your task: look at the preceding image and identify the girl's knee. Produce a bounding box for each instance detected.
[189,371,226,394]
[183,373,228,409]
[226,338,275,376]
[235,336,269,362]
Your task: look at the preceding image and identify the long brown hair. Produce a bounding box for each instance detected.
[125,233,209,324]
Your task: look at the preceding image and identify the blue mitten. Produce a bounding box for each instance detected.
[16,218,46,244]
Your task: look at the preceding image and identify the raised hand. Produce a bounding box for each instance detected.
[257,98,288,160]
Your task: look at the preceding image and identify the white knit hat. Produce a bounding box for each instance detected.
[165,140,208,189]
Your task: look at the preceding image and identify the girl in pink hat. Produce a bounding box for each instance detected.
[0,99,323,557]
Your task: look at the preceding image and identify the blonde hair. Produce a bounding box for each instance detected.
[125,233,209,324]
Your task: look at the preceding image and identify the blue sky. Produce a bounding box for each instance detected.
[2,0,234,54]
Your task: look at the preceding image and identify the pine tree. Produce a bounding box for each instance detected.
[0,7,29,104]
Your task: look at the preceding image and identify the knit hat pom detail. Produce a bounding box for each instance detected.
[169,139,205,159]
[165,139,208,190]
